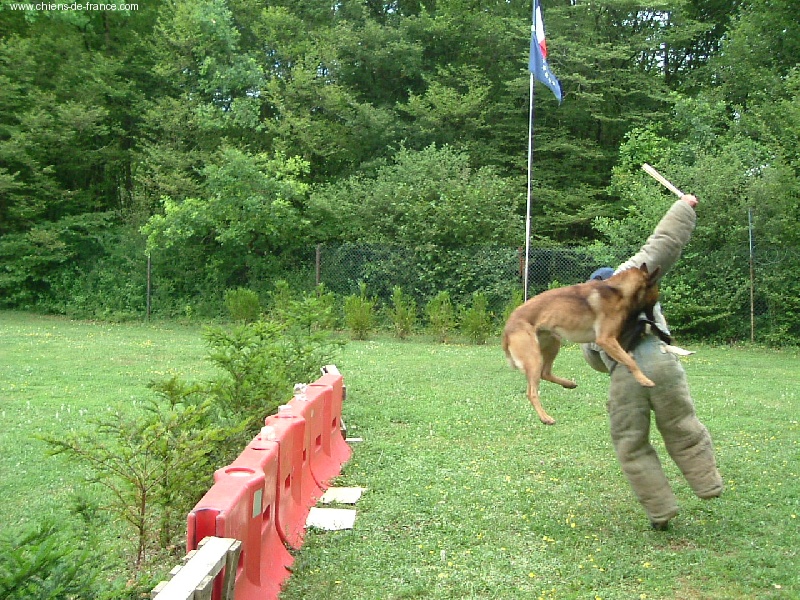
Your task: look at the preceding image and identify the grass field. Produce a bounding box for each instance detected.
[2,311,798,598]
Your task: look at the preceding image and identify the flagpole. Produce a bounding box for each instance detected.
[525,0,560,300]
[524,72,535,301]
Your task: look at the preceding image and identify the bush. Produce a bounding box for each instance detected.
[204,323,341,429]
[203,322,292,441]
[40,296,344,573]
[460,292,494,344]
[224,287,262,322]
[205,285,344,431]
[269,280,337,332]
[42,397,230,566]
[501,288,524,324]
[426,291,455,343]
[0,521,100,600]
[387,286,417,339]
[43,221,147,321]
[344,282,377,340]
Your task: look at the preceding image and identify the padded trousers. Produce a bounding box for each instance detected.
[607,335,723,524]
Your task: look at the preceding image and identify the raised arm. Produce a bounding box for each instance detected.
[582,194,698,373]
[615,195,698,280]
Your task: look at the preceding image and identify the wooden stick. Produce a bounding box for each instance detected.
[642,163,684,198]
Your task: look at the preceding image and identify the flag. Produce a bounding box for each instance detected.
[529,0,562,103]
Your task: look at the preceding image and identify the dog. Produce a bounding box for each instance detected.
[502,263,661,425]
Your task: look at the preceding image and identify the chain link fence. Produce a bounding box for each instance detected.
[140,240,795,343]
[310,242,795,343]
[314,242,631,308]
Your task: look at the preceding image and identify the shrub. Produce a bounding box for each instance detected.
[460,292,494,344]
[0,521,99,599]
[203,302,344,434]
[39,299,343,571]
[426,291,455,343]
[42,396,229,566]
[502,288,524,323]
[305,284,338,331]
[267,279,295,320]
[224,287,262,323]
[344,282,377,340]
[387,286,417,339]
[270,280,337,332]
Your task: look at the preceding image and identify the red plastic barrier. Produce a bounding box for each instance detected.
[183,368,354,599]
[229,436,294,592]
[314,370,352,469]
[287,386,337,489]
[187,439,291,600]
[262,408,319,549]
[302,380,351,485]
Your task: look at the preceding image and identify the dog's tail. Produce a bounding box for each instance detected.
[502,320,537,372]
[501,328,513,366]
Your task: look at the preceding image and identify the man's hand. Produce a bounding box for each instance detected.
[681,194,698,208]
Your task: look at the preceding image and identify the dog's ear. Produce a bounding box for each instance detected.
[639,263,649,275]
[647,266,661,284]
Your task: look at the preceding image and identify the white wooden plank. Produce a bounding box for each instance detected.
[306,507,357,531]
[319,487,365,505]
[152,537,239,600]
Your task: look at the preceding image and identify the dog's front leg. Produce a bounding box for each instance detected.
[596,337,655,388]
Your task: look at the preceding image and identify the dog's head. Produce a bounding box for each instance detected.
[642,263,661,307]
[632,263,661,310]
[607,263,662,311]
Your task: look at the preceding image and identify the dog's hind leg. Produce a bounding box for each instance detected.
[507,329,556,425]
[538,332,577,389]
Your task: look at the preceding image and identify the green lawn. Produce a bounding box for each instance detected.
[1,312,798,599]
[284,339,799,599]
[0,312,210,529]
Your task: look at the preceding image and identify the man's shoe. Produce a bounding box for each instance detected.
[698,486,723,500]
[650,520,670,531]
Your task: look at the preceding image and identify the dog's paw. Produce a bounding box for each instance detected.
[540,416,556,425]
[640,377,656,388]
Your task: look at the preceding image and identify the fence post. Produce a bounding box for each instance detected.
[748,207,755,343]
[316,243,321,287]
[146,252,152,321]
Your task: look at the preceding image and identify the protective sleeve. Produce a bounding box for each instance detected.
[582,343,610,373]
[614,200,696,280]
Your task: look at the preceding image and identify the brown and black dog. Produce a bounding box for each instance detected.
[502,264,661,425]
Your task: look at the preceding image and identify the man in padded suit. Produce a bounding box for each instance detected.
[583,193,723,530]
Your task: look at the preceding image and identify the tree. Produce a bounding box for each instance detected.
[1,0,796,331]
[599,89,800,342]
[694,0,800,108]
[310,144,521,247]
[142,147,311,295]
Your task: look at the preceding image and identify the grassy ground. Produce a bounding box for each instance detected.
[0,312,210,532]
[1,312,798,598]
[281,339,799,599]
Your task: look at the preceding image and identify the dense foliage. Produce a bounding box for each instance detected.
[0,522,100,600]
[0,0,797,341]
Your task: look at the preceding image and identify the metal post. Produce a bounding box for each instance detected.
[315,243,321,287]
[524,73,535,300]
[146,252,152,321]
[748,207,755,342]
